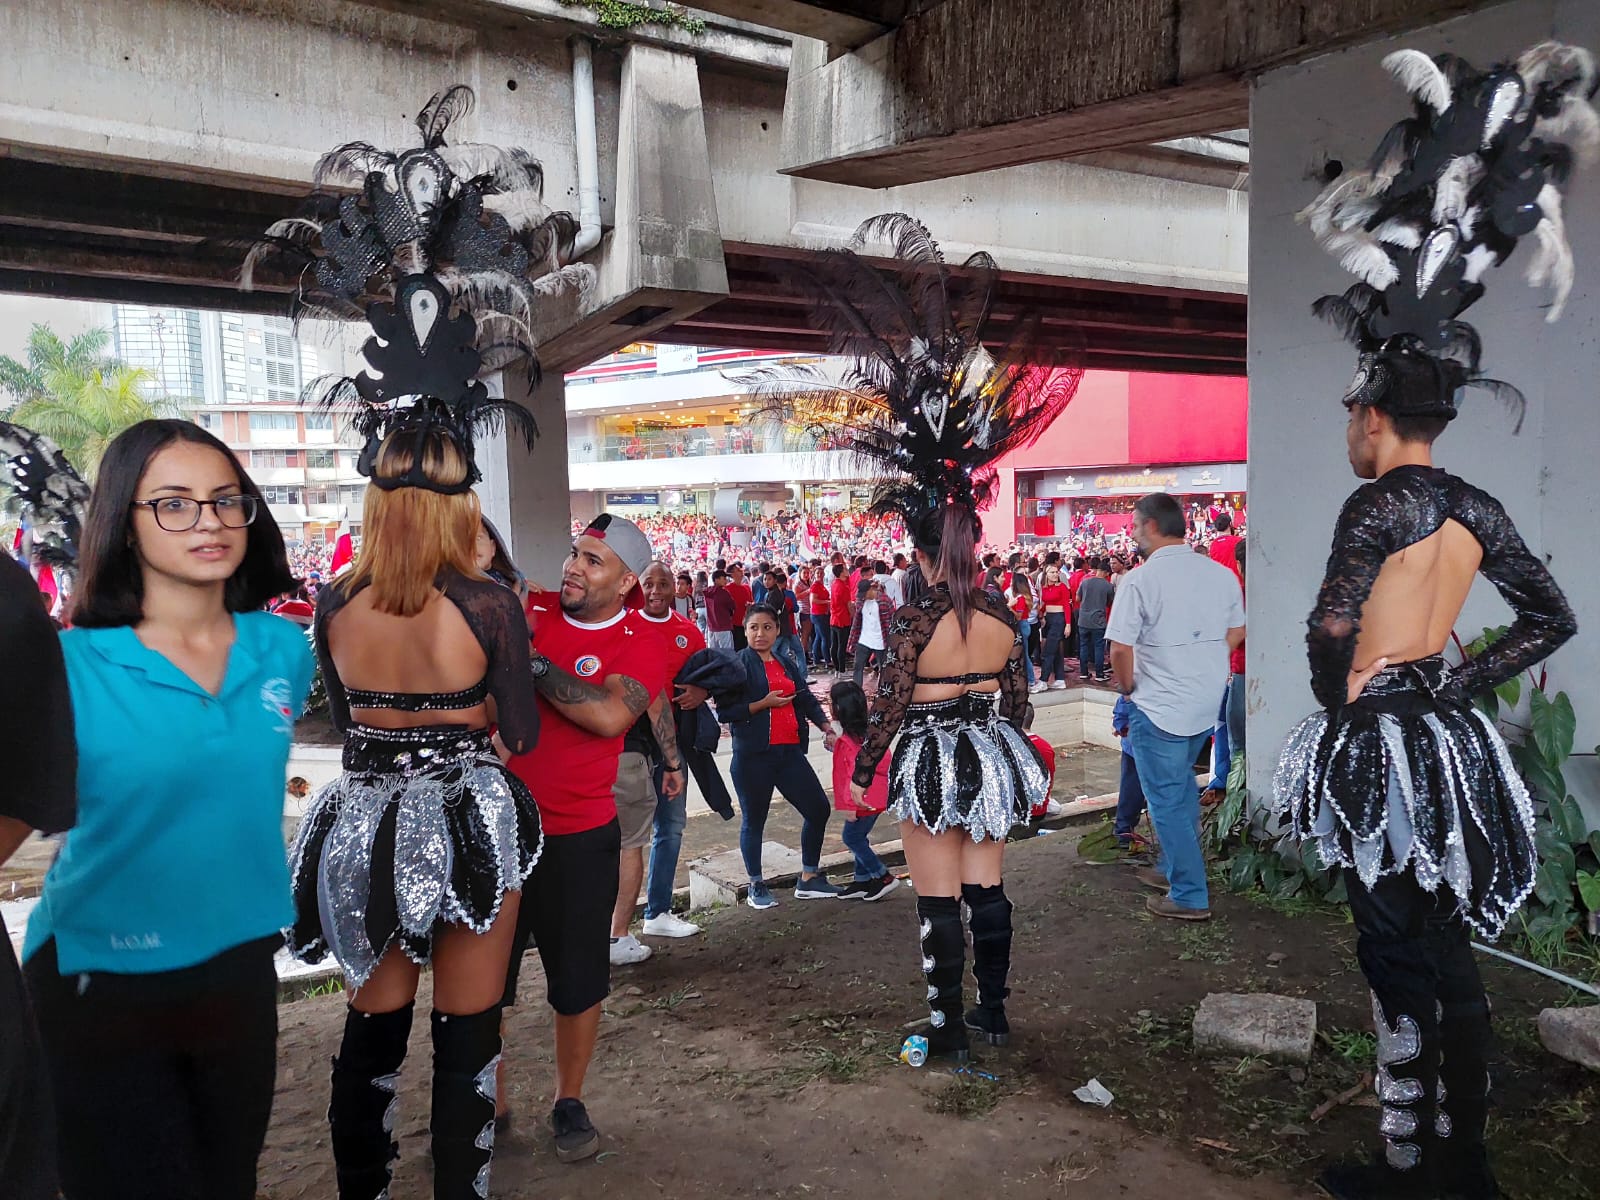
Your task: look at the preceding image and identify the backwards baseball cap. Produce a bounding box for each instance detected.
[581,512,653,608]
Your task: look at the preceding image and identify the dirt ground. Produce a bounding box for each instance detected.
[257,827,1598,1200]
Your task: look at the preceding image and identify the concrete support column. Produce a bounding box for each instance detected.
[1247,0,1600,817]
[476,365,573,589]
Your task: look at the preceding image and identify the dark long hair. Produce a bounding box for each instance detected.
[914,503,980,635]
[829,679,870,741]
[72,420,295,628]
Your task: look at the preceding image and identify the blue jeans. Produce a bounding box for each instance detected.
[1016,619,1035,685]
[1207,684,1231,791]
[777,634,807,675]
[1040,612,1068,681]
[644,761,686,919]
[729,744,831,878]
[841,812,884,879]
[1126,704,1211,910]
[1077,627,1106,677]
[811,618,831,664]
[1113,746,1146,841]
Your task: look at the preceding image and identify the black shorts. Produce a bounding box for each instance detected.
[501,819,621,1015]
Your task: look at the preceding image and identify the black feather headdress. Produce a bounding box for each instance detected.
[1300,41,1597,427]
[243,85,591,494]
[0,421,90,573]
[741,214,1081,542]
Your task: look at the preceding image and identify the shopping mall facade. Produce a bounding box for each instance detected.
[565,344,1247,544]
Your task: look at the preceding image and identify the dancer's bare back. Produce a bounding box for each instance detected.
[1352,520,1482,673]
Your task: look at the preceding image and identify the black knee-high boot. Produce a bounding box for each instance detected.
[916,894,969,1061]
[962,882,1012,1046]
[430,1006,502,1200]
[330,1003,413,1200]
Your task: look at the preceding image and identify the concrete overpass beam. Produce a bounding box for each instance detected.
[476,367,573,586]
[781,0,1494,188]
[536,41,731,371]
[682,0,892,49]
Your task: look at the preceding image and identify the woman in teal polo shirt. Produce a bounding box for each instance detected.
[23,420,310,1200]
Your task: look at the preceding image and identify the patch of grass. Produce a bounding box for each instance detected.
[1128,1008,1191,1053]
[1175,921,1234,965]
[761,919,804,941]
[1549,1095,1590,1125]
[1497,1016,1544,1054]
[645,985,699,1012]
[303,977,345,998]
[1320,1028,1377,1062]
[930,1071,1004,1118]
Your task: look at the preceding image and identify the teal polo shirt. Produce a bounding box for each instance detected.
[24,611,314,975]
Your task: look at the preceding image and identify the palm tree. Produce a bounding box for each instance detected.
[1,324,177,477]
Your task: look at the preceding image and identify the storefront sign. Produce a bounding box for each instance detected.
[1039,463,1245,498]
[605,491,661,507]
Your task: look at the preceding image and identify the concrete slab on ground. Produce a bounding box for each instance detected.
[1193,992,1318,1063]
[689,841,801,909]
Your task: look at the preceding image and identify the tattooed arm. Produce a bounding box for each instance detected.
[533,655,651,737]
[649,691,684,798]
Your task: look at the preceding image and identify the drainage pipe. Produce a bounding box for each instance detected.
[1471,941,1600,998]
[570,36,603,258]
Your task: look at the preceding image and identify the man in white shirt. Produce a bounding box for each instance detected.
[850,577,889,686]
[873,558,902,608]
[1106,493,1244,922]
[890,553,909,601]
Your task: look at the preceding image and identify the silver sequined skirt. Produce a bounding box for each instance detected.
[286,724,543,988]
[887,693,1048,843]
[1273,657,1536,939]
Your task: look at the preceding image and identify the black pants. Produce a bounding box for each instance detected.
[730,744,831,876]
[25,936,280,1200]
[830,624,850,672]
[732,624,748,652]
[1,925,56,1200]
[1346,870,1495,1196]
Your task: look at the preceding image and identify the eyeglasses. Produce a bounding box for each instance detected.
[131,495,259,532]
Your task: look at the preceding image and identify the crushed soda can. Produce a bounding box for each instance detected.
[899,1035,929,1067]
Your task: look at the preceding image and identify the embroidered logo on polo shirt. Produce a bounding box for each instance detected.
[675,634,688,649]
[574,654,601,678]
[261,677,295,735]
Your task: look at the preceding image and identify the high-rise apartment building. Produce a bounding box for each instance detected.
[108,305,367,543]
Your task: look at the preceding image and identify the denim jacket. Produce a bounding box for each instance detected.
[716,648,828,753]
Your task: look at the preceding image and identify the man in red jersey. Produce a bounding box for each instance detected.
[502,514,678,1164]
[1207,512,1241,577]
[621,562,714,945]
[725,562,753,651]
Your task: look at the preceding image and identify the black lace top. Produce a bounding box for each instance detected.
[1308,465,1577,713]
[854,584,1032,787]
[314,569,541,756]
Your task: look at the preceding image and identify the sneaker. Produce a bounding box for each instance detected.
[550,1097,600,1163]
[838,880,873,900]
[641,912,701,938]
[794,874,843,899]
[858,874,900,902]
[746,880,779,909]
[1145,894,1210,921]
[1049,680,1067,691]
[1028,682,1046,694]
[608,933,652,965]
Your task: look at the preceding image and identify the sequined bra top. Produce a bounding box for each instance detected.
[313,569,542,757]
[853,584,1032,789]
[1307,466,1576,714]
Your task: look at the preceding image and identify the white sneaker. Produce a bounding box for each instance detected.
[608,933,652,965]
[641,912,701,939]
[1049,680,1067,691]
[1028,682,1046,694]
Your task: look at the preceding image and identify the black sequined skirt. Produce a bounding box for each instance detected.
[887,692,1048,842]
[286,725,543,988]
[1274,656,1536,939]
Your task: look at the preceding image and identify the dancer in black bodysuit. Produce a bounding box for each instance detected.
[1278,41,1592,1200]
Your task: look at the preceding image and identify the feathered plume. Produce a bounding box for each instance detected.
[738,214,1081,534]
[1303,40,1596,424]
[243,86,592,494]
[0,421,90,573]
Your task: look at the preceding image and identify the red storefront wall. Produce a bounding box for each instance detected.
[979,371,1248,545]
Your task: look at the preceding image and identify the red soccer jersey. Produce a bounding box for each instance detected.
[635,608,706,684]
[829,577,852,626]
[510,605,671,836]
[725,581,753,625]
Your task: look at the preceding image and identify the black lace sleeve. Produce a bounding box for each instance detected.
[854,591,945,787]
[441,572,540,756]
[1306,474,1439,713]
[1445,480,1577,701]
[312,581,354,734]
[979,590,1034,731]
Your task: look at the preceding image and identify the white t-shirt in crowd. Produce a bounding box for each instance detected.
[858,599,886,650]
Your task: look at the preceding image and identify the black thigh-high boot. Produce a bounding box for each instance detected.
[916,894,969,1062]
[1433,922,1497,1199]
[962,882,1012,1046]
[330,1003,414,1200]
[430,1006,502,1200]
